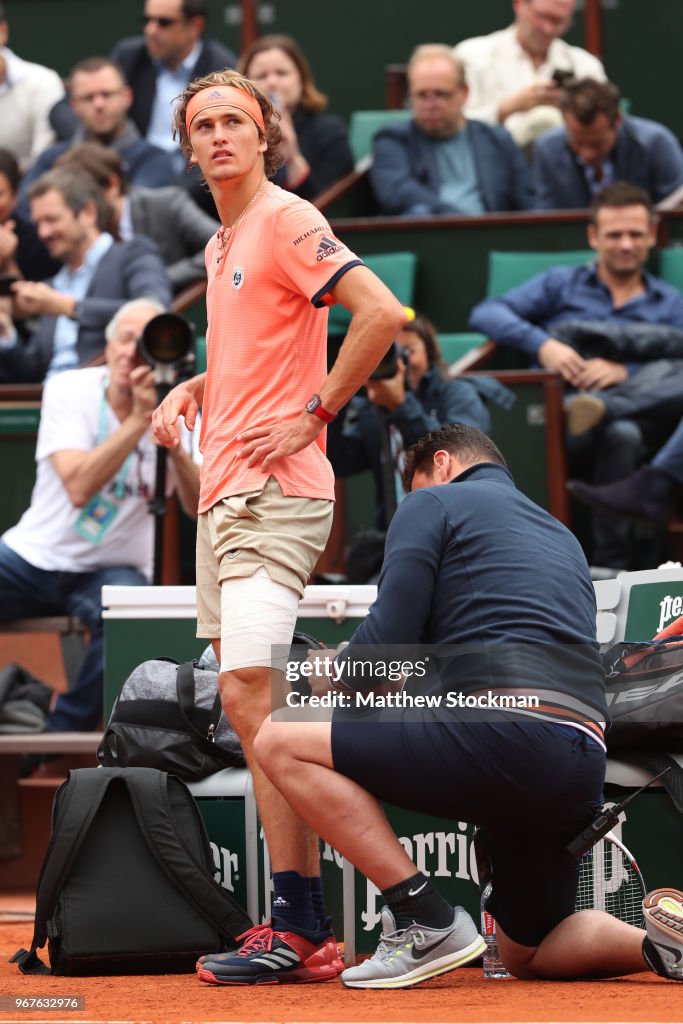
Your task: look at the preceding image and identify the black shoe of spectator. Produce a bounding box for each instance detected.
[567,467,672,526]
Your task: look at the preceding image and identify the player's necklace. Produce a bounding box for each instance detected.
[216,178,267,263]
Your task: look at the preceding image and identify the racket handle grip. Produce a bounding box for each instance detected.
[565,807,620,860]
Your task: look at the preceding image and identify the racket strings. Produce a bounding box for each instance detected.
[575,835,646,928]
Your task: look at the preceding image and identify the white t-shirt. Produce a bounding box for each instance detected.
[0,48,65,170]
[455,25,606,147]
[3,366,192,580]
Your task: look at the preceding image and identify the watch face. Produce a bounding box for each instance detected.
[306,394,321,414]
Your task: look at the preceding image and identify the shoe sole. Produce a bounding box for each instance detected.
[341,935,486,989]
[644,888,683,939]
[197,964,338,985]
[566,396,606,436]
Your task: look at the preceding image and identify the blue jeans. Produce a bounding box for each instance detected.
[0,541,146,731]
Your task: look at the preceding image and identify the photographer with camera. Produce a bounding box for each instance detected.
[330,313,513,554]
[0,298,199,744]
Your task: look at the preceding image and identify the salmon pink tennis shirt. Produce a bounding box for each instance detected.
[198,182,363,515]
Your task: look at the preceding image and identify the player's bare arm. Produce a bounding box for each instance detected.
[237,265,406,469]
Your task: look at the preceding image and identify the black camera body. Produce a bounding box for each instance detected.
[369,341,408,380]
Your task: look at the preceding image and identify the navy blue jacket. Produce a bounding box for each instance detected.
[342,462,605,715]
[533,115,683,209]
[370,118,535,216]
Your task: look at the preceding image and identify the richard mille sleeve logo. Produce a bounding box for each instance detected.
[232,266,244,290]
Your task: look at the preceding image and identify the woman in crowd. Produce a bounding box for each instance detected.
[239,34,355,200]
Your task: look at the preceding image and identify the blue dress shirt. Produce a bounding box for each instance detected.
[469,262,683,370]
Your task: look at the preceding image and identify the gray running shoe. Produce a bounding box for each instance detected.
[643,888,683,981]
[341,905,485,989]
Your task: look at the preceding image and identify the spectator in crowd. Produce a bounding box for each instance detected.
[0,2,65,170]
[331,313,513,535]
[0,167,171,384]
[254,424,683,989]
[21,57,176,204]
[455,0,605,149]
[0,147,59,282]
[469,182,683,569]
[370,45,534,217]
[0,298,199,741]
[534,79,683,209]
[55,143,219,295]
[111,0,236,170]
[568,417,683,529]
[239,35,355,201]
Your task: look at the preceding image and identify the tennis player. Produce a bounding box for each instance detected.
[151,69,405,985]
[254,424,683,987]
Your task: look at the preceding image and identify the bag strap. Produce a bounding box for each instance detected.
[12,768,122,974]
[604,635,683,676]
[123,768,252,941]
[175,661,235,767]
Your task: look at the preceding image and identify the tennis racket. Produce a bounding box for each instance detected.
[575,829,646,927]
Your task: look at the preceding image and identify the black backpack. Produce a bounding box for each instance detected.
[12,767,252,976]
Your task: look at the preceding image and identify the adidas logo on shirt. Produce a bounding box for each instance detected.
[316,236,344,261]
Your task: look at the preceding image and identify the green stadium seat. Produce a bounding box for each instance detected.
[348,109,411,163]
[328,251,417,337]
[194,335,207,374]
[486,249,594,296]
[658,248,683,292]
[436,332,488,365]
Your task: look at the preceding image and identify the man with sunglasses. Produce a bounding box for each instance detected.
[112,1,236,180]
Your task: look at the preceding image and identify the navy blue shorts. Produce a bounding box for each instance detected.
[330,715,605,947]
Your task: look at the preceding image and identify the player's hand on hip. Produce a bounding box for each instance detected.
[237,412,324,469]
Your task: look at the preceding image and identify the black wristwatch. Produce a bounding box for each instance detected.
[305,393,336,423]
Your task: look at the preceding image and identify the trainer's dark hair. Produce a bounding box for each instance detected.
[402,424,507,491]
[0,4,6,21]
[27,167,109,232]
[0,147,20,195]
[590,181,654,224]
[560,77,621,126]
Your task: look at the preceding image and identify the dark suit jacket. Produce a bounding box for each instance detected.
[369,118,535,216]
[128,185,219,293]
[110,36,237,137]
[271,108,355,201]
[0,235,172,384]
[533,115,683,209]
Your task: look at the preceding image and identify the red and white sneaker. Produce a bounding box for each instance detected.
[197,921,340,985]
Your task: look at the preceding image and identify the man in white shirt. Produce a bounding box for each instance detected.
[0,3,65,170]
[454,0,605,148]
[0,298,199,735]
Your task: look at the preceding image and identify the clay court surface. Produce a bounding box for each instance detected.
[1,898,681,1024]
